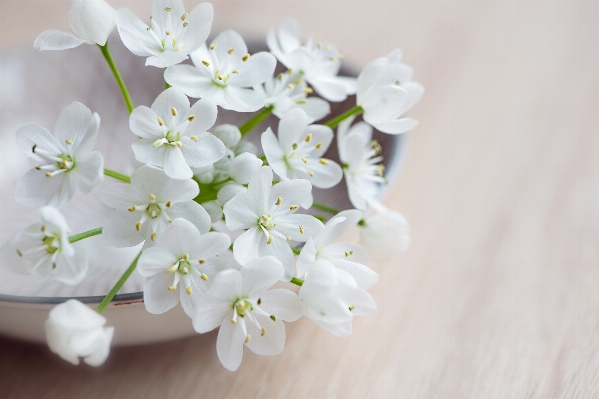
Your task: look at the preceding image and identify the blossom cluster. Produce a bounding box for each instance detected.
[2,0,421,371]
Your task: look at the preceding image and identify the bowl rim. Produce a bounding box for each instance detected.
[0,110,408,306]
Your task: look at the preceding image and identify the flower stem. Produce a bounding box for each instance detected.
[324,105,363,129]
[312,202,342,215]
[290,277,304,286]
[96,251,142,314]
[239,105,274,137]
[69,228,102,244]
[104,168,131,183]
[98,42,135,114]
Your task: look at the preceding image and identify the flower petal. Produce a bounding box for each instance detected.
[269,179,312,211]
[53,102,94,150]
[33,30,85,51]
[278,108,311,150]
[164,65,215,98]
[193,291,230,333]
[15,123,61,161]
[15,169,73,208]
[259,289,303,322]
[75,0,116,46]
[228,152,262,185]
[72,151,104,193]
[216,316,245,371]
[155,218,201,257]
[100,183,146,210]
[221,86,265,113]
[245,313,285,356]
[130,106,163,139]
[193,232,231,259]
[275,214,324,242]
[166,201,211,234]
[239,256,284,296]
[102,210,146,247]
[180,132,225,168]
[115,8,154,56]
[371,117,419,135]
[228,52,276,88]
[137,246,179,277]
[143,272,181,314]
[178,2,213,52]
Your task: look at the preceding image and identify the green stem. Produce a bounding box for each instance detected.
[69,228,102,244]
[96,251,142,314]
[104,168,131,183]
[324,105,363,129]
[98,43,135,114]
[312,202,342,215]
[239,106,274,137]
[290,277,304,287]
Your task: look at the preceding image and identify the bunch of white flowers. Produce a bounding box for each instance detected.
[2,1,422,371]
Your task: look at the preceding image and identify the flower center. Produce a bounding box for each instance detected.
[42,235,60,254]
[146,204,162,219]
[166,130,180,143]
[259,215,276,230]
[235,298,252,317]
[177,260,191,274]
[213,71,229,86]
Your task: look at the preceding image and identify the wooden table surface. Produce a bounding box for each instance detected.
[2,1,599,398]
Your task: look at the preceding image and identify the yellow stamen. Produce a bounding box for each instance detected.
[166,30,172,35]
[176,141,182,147]
[128,206,137,212]
[302,158,308,163]
[65,139,73,145]
[171,107,177,116]
[303,87,313,94]
[182,253,189,260]
[166,265,177,273]
[202,60,210,67]
[190,135,198,142]
[286,237,291,242]
[257,298,262,305]
[41,225,46,233]
[289,205,298,211]
[232,69,239,74]
[349,305,355,311]
[168,285,177,291]
[151,232,157,241]
[287,69,293,75]
[135,222,142,231]
[261,215,269,222]
[275,197,282,206]
[245,334,251,343]
[182,21,188,27]
[157,117,164,126]
[319,159,329,165]
[315,141,323,149]
[267,236,273,244]
[228,48,235,55]
[200,273,208,281]
[294,79,301,85]
[308,170,314,176]
[210,44,217,50]
[181,12,188,21]
[287,83,294,90]
[188,115,196,122]
[199,258,206,264]
[292,143,298,150]
[242,54,250,62]
[231,318,237,323]
[299,225,304,234]
[186,286,192,295]
[305,133,312,142]
[270,315,277,321]
[261,327,266,336]
[149,194,157,201]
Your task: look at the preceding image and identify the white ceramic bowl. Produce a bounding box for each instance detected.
[0,38,406,346]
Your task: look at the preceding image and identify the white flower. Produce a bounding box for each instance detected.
[100,165,211,248]
[115,0,213,68]
[262,108,342,189]
[297,210,378,290]
[45,299,114,366]
[356,49,424,134]
[359,202,410,260]
[193,257,302,371]
[216,152,264,203]
[34,0,116,51]
[337,117,386,210]
[223,166,323,279]
[0,207,88,285]
[299,259,376,337]
[15,101,104,208]
[254,72,330,123]
[165,30,277,112]
[267,18,356,102]
[130,88,225,180]
[137,218,231,317]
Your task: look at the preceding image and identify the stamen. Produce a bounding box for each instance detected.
[176,141,182,147]
[228,48,235,55]
[305,133,312,142]
[287,83,294,90]
[210,44,217,50]
[302,158,308,163]
[153,138,167,148]
[303,88,313,94]
[171,107,177,116]
[270,315,277,321]
[308,170,314,176]
[168,285,177,291]
[326,45,332,50]
[167,265,177,273]
[319,159,329,165]
[245,334,251,344]
[261,327,266,336]
[128,206,137,212]
[315,141,323,149]
[166,30,172,35]
[242,54,250,62]
[292,143,298,150]
[164,7,172,12]
[65,139,73,145]
[296,99,307,104]
[182,253,189,260]
[181,12,188,21]
[261,215,269,222]
[199,258,206,264]
[151,232,157,241]
[317,42,323,49]
[183,21,188,27]
[287,69,293,75]
[186,286,192,295]
[165,201,172,208]
[149,194,157,201]
[267,236,273,244]
[257,298,262,305]
[41,225,46,233]
[349,305,355,311]
[190,135,198,142]
[345,251,353,257]
[294,79,301,85]
[217,74,224,81]
[188,115,195,122]
[377,165,385,176]
[157,117,164,126]
[200,273,208,281]
[232,69,239,74]
[231,318,237,323]
[136,222,142,231]
[299,225,304,234]
[289,205,298,211]
[275,197,282,206]
[286,237,291,242]
[202,60,210,67]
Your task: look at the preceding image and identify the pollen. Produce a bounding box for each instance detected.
[65,138,73,145]
[261,327,267,336]
[267,236,273,244]
[182,253,189,260]
[200,273,208,281]
[294,79,301,85]
[181,12,188,21]
[228,48,235,54]
[296,99,307,104]
[308,170,314,176]
[166,30,172,35]
[232,69,239,74]
[164,7,172,12]
[303,87,313,94]
[217,74,224,81]
[286,237,291,242]
[261,215,269,222]
[349,305,355,311]
[377,165,385,177]
[171,107,177,116]
[315,141,323,149]
[176,141,182,147]
[190,135,198,142]
[136,222,142,231]
[188,115,196,122]
[183,21,189,27]
[275,197,282,206]
[185,286,192,295]
[299,225,305,234]
[292,143,298,150]
[45,172,52,177]
[157,117,164,126]
[231,318,237,323]
[210,44,217,50]
[168,285,177,291]
[317,42,323,49]
[289,205,298,211]
[345,251,353,258]
[149,193,157,201]
[151,232,158,241]
[242,54,250,62]
[270,315,277,321]
[202,60,210,67]
[302,157,308,164]
[199,258,206,264]
[288,83,294,90]
[128,206,137,212]
[305,133,312,142]
[319,159,329,165]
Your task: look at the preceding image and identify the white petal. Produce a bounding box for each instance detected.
[33,30,85,51]
[329,258,378,290]
[208,269,243,302]
[239,256,284,296]
[179,274,211,318]
[356,57,388,100]
[313,319,352,337]
[130,106,163,139]
[162,147,192,179]
[278,18,301,54]
[164,65,214,98]
[334,285,377,317]
[52,251,88,286]
[269,179,312,211]
[361,85,407,123]
[221,86,265,113]
[72,151,104,193]
[212,124,241,148]
[154,218,201,256]
[210,29,247,61]
[193,291,230,333]
[151,88,190,127]
[228,52,276,88]
[100,183,145,210]
[15,123,62,161]
[180,132,225,168]
[167,201,212,234]
[371,117,419,135]
[217,183,246,204]
[216,317,245,371]
[294,97,330,122]
[232,227,263,265]
[296,237,316,277]
[278,108,311,150]
[102,210,146,247]
[201,200,223,223]
[275,214,324,242]
[228,153,262,185]
[320,210,363,245]
[15,169,73,208]
[137,247,179,277]
[82,327,114,366]
[178,2,213,52]
[259,289,303,322]
[132,139,167,167]
[115,8,154,56]
[336,76,357,95]
[143,272,181,314]
[245,313,285,356]
[69,0,115,45]
[303,124,334,158]
[301,159,342,189]
[53,102,94,149]
[193,232,231,259]
[185,98,218,135]
[309,77,348,102]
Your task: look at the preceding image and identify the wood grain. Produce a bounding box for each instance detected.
[1,1,599,398]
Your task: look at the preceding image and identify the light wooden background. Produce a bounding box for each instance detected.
[1,1,599,398]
